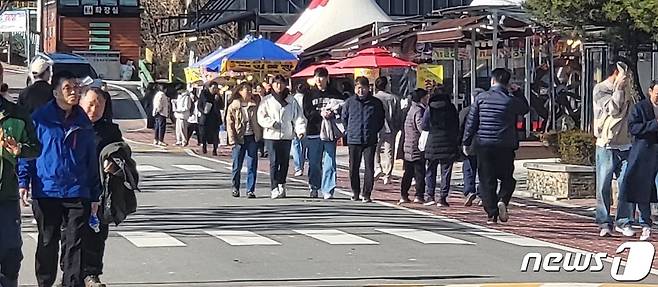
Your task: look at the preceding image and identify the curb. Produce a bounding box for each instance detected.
[410,284,658,287]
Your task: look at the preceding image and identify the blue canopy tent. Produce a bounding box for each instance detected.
[190,48,224,68]
[206,37,298,75]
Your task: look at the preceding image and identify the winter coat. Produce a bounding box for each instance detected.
[593,79,635,148]
[374,91,402,135]
[624,99,658,204]
[459,106,476,156]
[0,97,41,201]
[422,93,459,161]
[99,142,138,225]
[152,91,170,118]
[18,101,99,200]
[257,93,306,141]
[463,85,529,150]
[303,87,346,137]
[403,101,426,162]
[18,80,54,113]
[226,98,263,145]
[173,92,192,120]
[198,89,223,128]
[341,94,385,146]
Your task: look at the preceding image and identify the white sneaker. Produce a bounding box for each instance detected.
[615,226,636,237]
[599,227,612,237]
[423,200,436,206]
[382,177,391,185]
[323,193,334,200]
[278,184,287,198]
[294,170,303,177]
[270,188,280,199]
[640,227,651,241]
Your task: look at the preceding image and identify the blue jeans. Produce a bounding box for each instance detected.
[595,147,634,228]
[292,137,306,173]
[425,159,454,201]
[231,135,259,193]
[306,138,337,196]
[463,155,479,197]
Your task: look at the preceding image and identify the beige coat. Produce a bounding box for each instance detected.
[226,98,263,145]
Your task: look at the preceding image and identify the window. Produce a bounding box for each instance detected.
[80,0,97,5]
[100,0,117,5]
[60,0,79,6]
[119,0,137,6]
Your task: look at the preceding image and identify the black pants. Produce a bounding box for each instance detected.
[0,200,22,287]
[154,115,166,142]
[33,198,89,287]
[401,160,426,199]
[265,140,291,190]
[81,222,109,277]
[187,123,199,145]
[477,147,516,218]
[348,144,377,198]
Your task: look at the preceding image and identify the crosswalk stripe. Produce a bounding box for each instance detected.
[26,233,38,242]
[294,229,379,245]
[206,230,281,246]
[118,231,186,247]
[376,228,475,245]
[173,164,214,171]
[136,165,163,172]
[472,231,550,247]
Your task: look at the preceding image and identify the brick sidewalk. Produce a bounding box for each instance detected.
[123,128,655,269]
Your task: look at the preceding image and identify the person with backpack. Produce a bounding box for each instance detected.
[0,89,41,287]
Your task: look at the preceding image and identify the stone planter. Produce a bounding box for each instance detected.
[523,162,595,201]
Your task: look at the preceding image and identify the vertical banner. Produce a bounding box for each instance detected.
[416,64,444,89]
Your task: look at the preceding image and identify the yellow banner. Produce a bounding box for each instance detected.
[221,60,298,75]
[354,68,380,83]
[417,64,443,88]
[184,67,202,84]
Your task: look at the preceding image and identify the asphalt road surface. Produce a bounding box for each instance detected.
[16,148,658,286]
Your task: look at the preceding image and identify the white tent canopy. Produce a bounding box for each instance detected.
[277,0,392,52]
[470,0,524,6]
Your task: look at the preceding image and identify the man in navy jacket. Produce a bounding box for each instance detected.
[462,68,529,224]
[18,71,99,287]
[342,77,385,202]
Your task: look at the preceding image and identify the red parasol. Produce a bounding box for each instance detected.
[291,60,353,78]
[333,47,417,69]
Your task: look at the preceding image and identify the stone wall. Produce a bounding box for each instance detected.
[524,162,596,201]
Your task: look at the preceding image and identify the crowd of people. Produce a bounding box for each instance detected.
[0,58,137,287]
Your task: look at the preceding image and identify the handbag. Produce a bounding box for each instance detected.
[418,131,429,152]
[320,118,344,141]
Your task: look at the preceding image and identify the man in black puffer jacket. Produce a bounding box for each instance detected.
[342,77,384,202]
[422,87,459,207]
[463,68,529,224]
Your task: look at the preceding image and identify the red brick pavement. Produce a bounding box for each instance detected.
[123,129,658,269]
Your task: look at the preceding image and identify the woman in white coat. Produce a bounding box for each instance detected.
[173,90,192,146]
[257,75,306,199]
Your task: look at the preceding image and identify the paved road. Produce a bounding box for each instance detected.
[17,148,658,286]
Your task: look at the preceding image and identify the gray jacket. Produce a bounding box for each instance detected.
[403,101,426,162]
[375,91,402,134]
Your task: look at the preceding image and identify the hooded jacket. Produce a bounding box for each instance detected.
[0,97,41,201]
[422,93,459,161]
[257,92,306,141]
[18,101,100,200]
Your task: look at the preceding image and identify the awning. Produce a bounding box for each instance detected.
[417,29,466,44]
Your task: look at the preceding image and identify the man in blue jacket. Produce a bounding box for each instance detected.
[342,77,385,202]
[462,68,529,224]
[18,71,99,287]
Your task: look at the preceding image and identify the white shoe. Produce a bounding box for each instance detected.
[270,188,280,199]
[640,227,651,241]
[153,140,159,145]
[423,200,436,206]
[382,177,390,185]
[497,202,509,222]
[599,227,612,237]
[323,193,334,200]
[615,226,636,237]
[278,184,287,198]
[294,170,303,177]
